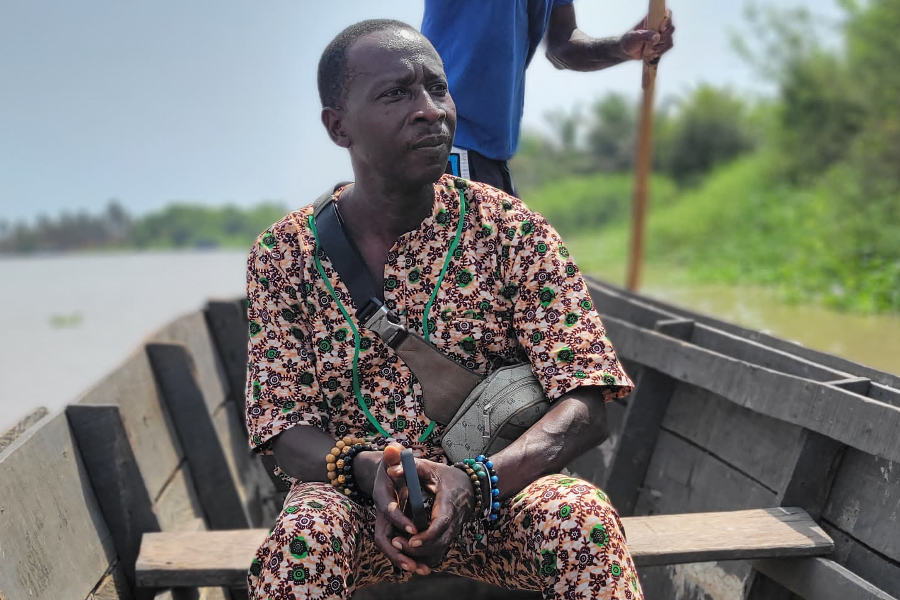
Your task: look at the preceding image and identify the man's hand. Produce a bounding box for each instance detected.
[620,9,675,62]
[392,457,475,568]
[370,444,475,573]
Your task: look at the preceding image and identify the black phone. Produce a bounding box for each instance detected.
[400,448,429,533]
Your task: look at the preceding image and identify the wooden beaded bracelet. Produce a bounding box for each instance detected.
[325,436,375,506]
[453,461,488,520]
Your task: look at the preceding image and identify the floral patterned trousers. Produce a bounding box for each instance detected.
[248,474,644,600]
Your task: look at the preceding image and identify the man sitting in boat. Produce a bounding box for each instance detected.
[244,19,639,600]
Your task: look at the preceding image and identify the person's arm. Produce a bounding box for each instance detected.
[492,200,635,498]
[271,426,383,495]
[491,388,607,500]
[545,4,675,72]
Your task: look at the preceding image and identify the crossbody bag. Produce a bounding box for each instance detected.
[310,182,550,463]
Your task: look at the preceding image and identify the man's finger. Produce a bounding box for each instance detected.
[408,493,455,548]
[390,536,441,571]
[625,30,661,45]
[373,514,419,573]
[659,10,673,32]
[383,499,418,536]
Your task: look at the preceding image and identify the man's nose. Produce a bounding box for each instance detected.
[411,91,446,124]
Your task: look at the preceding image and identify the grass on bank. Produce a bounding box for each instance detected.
[522,154,900,314]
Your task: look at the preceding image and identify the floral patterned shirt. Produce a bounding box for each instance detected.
[245,174,633,459]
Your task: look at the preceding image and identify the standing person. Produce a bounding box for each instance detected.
[246,19,642,600]
[422,1,675,195]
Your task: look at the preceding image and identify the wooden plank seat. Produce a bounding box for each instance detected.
[136,507,833,589]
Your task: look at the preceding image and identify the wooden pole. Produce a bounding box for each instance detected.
[626,0,668,292]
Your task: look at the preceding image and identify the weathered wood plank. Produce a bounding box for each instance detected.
[661,384,805,493]
[603,315,900,465]
[746,416,848,598]
[822,523,900,600]
[0,412,116,600]
[690,324,848,382]
[823,448,900,563]
[590,284,677,329]
[152,587,227,600]
[635,430,777,516]
[773,382,850,521]
[154,463,206,534]
[827,377,872,395]
[870,382,900,408]
[753,558,898,600]
[150,312,229,414]
[0,406,49,454]
[205,301,249,414]
[778,431,845,519]
[88,564,134,600]
[75,348,183,500]
[212,401,286,527]
[67,404,161,593]
[211,402,254,520]
[639,562,752,600]
[147,343,250,530]
[604,319,694,515]
[135,508,831,588]
[628,507,833,566]
[586,277,900,390]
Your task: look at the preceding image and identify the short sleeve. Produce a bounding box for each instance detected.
[499,205,634,402]
[245,234,325,454]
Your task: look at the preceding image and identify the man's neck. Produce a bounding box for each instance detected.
[339,174,435,246]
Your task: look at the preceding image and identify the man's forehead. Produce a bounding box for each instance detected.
[347,29,442,79]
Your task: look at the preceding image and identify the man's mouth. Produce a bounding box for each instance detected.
[412,134,451,149]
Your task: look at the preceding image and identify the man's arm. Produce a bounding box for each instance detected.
[545,4,675,72]
[490,387,608,500]
[271,425,382,495]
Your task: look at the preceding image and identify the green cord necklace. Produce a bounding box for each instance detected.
[308,180,468,442]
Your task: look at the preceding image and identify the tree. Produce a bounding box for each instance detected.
[661,86,758,184]
[585,93,637,172]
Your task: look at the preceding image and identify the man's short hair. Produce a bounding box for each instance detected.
[317,19,419,109]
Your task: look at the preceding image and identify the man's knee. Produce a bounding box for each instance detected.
[249,483,366,597]
[518,474,625,538]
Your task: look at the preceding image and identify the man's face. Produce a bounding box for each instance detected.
[334,29,457,188]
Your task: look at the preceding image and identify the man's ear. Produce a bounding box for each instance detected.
[321,107,351,149]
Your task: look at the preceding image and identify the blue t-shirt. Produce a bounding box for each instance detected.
[422,0,575,161]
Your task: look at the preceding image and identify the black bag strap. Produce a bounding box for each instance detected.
[312,183,408,347]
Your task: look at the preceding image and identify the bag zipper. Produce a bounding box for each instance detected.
[481,377,537,442]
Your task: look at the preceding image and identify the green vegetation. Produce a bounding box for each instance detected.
[0,200,288,254]
[514,0,900,314]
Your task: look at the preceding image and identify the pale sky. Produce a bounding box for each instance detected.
[1,0,845,223]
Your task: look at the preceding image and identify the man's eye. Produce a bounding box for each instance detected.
[429,83,448,94]
[383,88,407,98]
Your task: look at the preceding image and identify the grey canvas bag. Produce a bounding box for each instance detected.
[439,363,550,463]
[312,184,551,463]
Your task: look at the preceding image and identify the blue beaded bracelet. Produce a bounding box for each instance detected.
[476,454,501,523]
